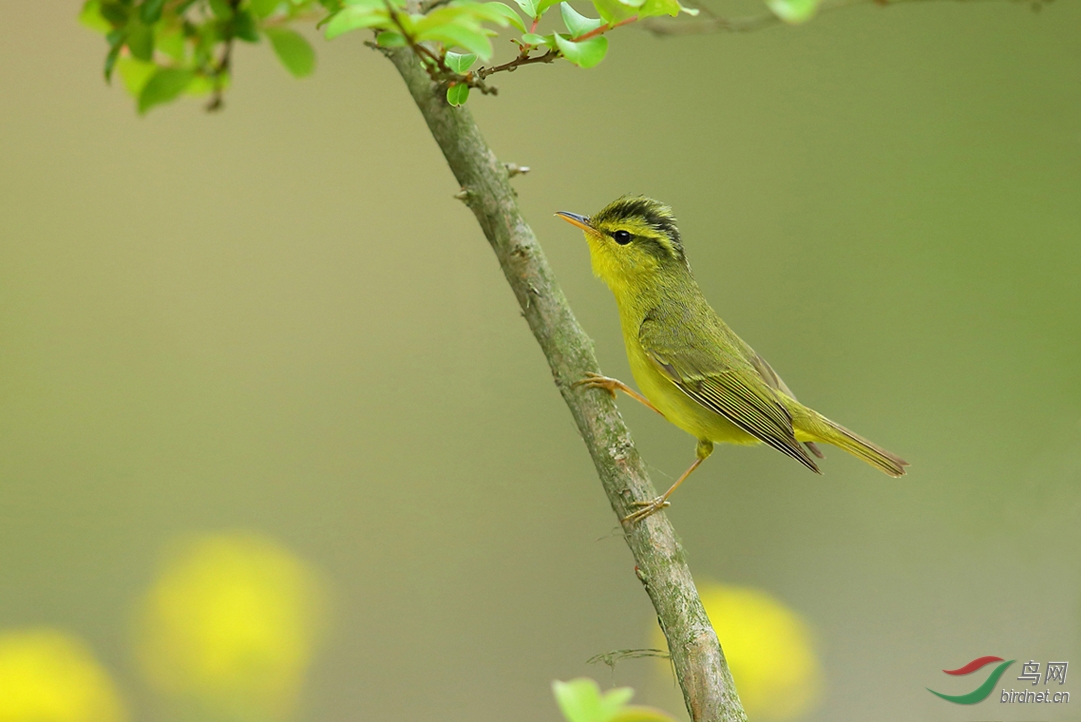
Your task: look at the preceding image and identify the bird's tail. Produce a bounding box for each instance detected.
[806,413,908,478]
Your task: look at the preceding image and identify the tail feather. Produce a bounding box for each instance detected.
[816,416,908,477]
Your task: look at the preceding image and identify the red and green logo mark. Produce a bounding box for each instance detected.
[928,656,1015,704]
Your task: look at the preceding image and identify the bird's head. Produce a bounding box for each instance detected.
[557,196,688,295]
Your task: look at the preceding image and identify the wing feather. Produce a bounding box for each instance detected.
[646,349,821,474]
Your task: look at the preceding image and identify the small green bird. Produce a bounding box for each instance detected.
[557,197,907,523]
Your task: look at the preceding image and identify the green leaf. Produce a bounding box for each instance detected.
[116,56,157,97]
[520,31,551,46]
[79,1,113,33]
[127,20,155,61]
[415,21,494,60]
[636,0,694,17]
[184,71,226,96]
[591,0,636,24]
[444,51,477,73]
[250,0,280,18]
[636,0,673,16]
[553,679,636,722]
[137,67,195,113]
[559,2,602,37]
[639,0,691,14]
[460,2,516,26]
[553,32,606,68]
[264,27,316,77]
[484,0,526,29]
[375,30,407,46]
[512,0,538,17]
[324,5,389,38]
[535,0,563,15]
[155,25,186,60]
[139,0,166,23]
[208,0,234,18]
[446,82,469,106]
[765,0,819,23]
[233,10,260,41]
[411,6,477,33]
[104,29,125,81]
[193,28,218,65]
[99,2,130,26]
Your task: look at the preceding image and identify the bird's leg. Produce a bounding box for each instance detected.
[621,459,702,524]
[622,440,714,524]
[575,372,664,417]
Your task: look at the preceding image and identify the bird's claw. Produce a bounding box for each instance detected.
[621,497,671,524]
[574,372,621,399]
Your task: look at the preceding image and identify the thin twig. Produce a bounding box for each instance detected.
[587,648,671,670]
[387,1,655,94]
[643,0,1049,35]
[206,0,243,111]
[474,16,638,80]
[475,48,560,80]
[574,15,638,41]
[384,0,448,72]
[381,0,508,94]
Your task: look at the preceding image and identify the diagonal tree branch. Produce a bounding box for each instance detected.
[386,46,747,722]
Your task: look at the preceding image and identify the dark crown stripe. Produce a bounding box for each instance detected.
[592,196,684,261]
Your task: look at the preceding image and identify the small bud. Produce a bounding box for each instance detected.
[505,163,531,177]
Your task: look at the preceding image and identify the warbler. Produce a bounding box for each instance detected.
[557,197,907,523]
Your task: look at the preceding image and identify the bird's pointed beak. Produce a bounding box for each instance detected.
[556,211,599,236]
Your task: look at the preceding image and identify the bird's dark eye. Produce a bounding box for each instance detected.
[612,230,632,245]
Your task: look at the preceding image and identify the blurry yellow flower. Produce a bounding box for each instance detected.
[134,532,328,721]
[0,629,126,722]
[654,582,822,720]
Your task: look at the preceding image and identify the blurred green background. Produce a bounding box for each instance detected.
[1,2,1079,720]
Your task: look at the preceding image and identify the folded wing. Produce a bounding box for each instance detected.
[640,312,821,473]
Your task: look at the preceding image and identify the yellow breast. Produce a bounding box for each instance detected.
[622,331,758,446]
